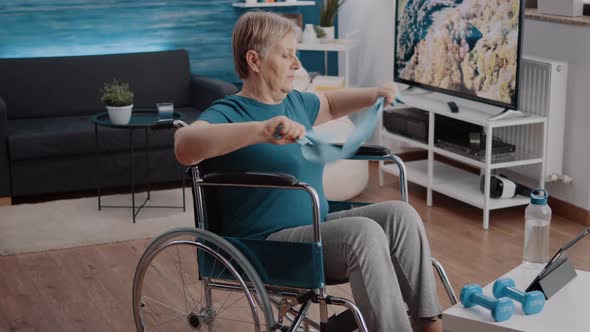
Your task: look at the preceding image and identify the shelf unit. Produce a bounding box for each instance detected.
[379,90,548,230]
[233,1,315,8]
[297,39,358,87]
[383,160,531,210]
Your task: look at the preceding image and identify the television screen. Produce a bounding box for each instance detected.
[394,0,523,109]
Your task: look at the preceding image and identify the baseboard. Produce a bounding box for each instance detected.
[392,153,590,226]
[549,196,590,226]
[0,197,12,207]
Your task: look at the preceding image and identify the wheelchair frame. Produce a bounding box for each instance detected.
[132,119,458,332]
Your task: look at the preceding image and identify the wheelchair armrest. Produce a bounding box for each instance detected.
[331,143,391,157]
[151,119,188,130]
[202,172,298,187]
[330,143,409,203]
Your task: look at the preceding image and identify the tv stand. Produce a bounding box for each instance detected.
[489,108,529,121]
[379,91,548,230]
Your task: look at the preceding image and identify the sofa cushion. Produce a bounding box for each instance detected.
[7,107,200,161]
[0,50,193,119]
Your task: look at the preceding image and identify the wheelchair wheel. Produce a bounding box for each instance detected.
[133,228,276,331]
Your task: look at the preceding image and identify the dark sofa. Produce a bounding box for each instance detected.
[0,49,238,198]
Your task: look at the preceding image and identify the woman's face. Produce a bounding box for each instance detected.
[259,32,301,94]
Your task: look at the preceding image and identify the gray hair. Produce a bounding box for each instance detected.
[232,11,300,79]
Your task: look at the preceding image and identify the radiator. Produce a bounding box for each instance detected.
[495,55,568,182]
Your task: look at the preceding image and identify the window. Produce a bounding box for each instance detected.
[526,0,590,16]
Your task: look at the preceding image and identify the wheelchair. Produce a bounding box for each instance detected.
[132,119,458,331]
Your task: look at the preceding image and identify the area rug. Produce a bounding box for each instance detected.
[0,189,194,255]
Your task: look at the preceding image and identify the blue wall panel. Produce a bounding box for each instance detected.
[0,0,337,84]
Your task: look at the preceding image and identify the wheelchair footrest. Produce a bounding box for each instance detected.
[326,309,359,332]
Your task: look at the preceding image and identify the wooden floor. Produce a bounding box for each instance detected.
[1,162,589,331]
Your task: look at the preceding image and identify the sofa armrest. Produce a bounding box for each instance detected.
[0,96,11,196]
[190,75,239,111]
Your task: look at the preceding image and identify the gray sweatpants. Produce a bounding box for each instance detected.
[266,201,441,332]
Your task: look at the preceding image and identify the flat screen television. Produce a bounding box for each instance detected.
[394,0,524,110]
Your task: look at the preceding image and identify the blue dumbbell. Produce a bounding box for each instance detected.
[493,277,545,315]
[460,284,514,322]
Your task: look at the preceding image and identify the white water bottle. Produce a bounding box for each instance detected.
[523,189,551,269]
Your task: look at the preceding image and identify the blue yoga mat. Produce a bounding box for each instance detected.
[297,97,388,163]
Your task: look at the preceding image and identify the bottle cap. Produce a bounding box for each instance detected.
[530,188,548,205]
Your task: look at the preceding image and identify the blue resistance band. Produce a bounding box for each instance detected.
[296,97,397,163]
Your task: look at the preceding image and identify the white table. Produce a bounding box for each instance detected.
[297,39,358,88]
[443,264,590,332]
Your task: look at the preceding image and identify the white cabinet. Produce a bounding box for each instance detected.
[379,90,548,230]
[297,39,358,88]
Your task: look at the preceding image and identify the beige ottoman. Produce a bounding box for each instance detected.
[314,117,369,201]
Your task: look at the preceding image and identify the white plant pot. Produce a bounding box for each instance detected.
[319,26,335,43]
[302,24,319,44]
[107,105,133,125]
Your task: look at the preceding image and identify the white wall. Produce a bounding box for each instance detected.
[522,19,590,210]
[339,3,590,210]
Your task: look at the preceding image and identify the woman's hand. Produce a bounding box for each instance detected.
[376,81,399,106]
[260,116,306,145]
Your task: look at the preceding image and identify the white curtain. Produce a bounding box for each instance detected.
[338,0,396,88]
[338,0,416,149]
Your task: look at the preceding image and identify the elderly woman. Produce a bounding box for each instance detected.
[175,11,442,332]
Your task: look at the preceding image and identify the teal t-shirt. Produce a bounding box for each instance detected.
[197,90,329,239]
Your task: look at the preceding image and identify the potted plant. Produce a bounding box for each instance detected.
[317,0,345,42]
[100,79,134,125]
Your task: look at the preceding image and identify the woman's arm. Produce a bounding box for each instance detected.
[313,82,398,126]
[174,116,306,166]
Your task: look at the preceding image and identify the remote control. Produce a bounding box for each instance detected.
[448,101,459,113]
